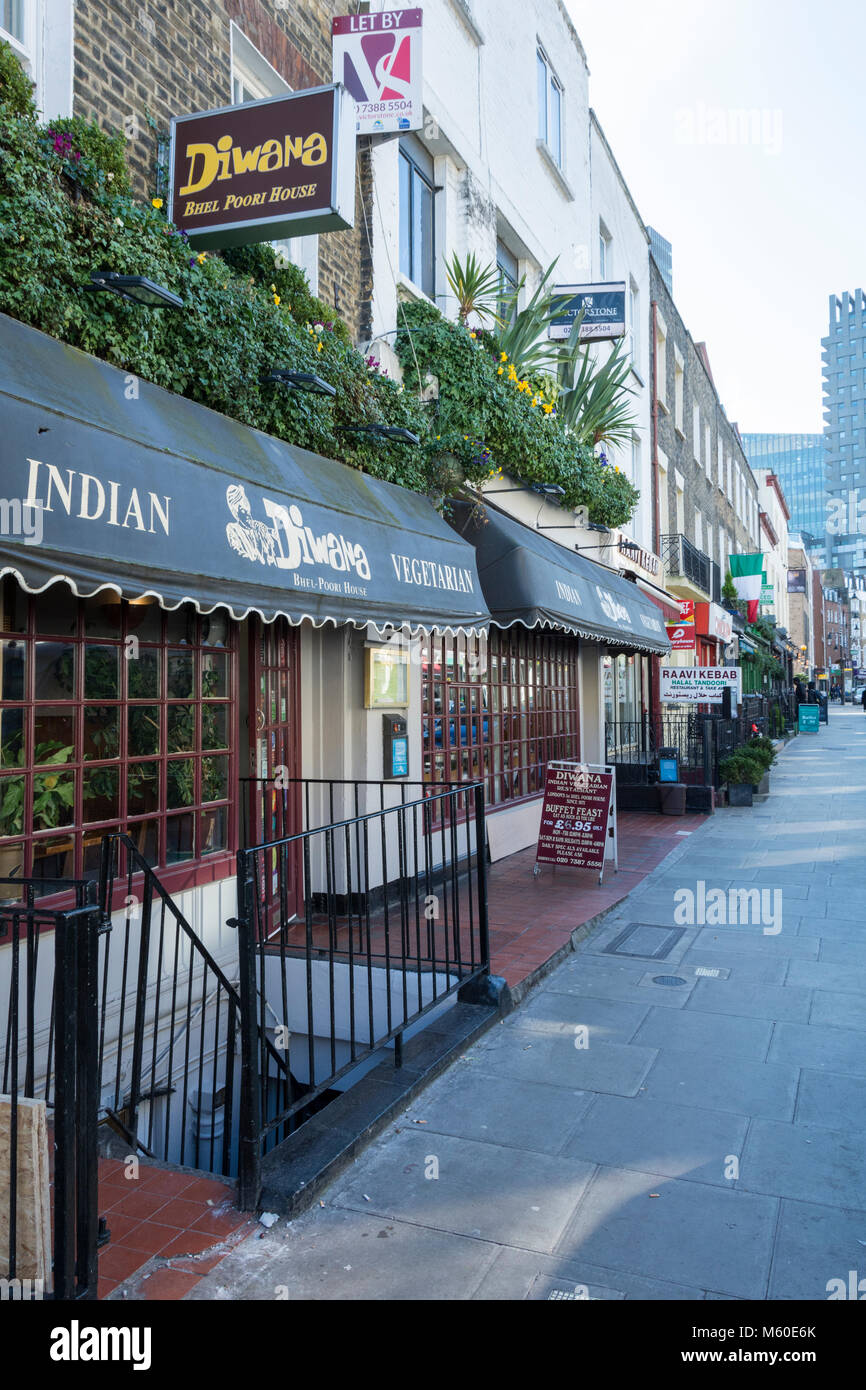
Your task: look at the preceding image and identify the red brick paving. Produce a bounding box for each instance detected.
[484,810,704,988]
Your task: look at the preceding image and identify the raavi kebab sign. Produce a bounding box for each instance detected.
[660,666,740,704]
[168,84,356,249]
[332,8,423,135]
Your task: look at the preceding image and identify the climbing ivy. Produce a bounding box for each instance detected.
[0,39,639,527]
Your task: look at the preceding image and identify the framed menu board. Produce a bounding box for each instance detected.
[534,762,617,884]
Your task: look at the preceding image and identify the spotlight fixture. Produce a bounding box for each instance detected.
[260,369,336,397]
[529,482,565,498]
[85,270,184,309]
[336,424,420,445]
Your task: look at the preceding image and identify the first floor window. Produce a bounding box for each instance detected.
[1,1,23,41]
[399,137,435,299]
[537,45,563,167]
[0,579,235,887]
[497,240,519,324]
[421,628,580,808]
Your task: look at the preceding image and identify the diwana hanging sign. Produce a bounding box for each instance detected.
[332,9,423,135]
[168,85,356,249]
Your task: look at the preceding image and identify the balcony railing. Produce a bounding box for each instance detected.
[661,533,712,597]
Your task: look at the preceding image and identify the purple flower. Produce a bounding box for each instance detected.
[189,257,196,268]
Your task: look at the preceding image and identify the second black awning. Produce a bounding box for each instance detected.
[449,501,670,653]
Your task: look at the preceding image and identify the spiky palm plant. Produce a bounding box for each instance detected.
[495,260,570,376]
[445,250,505,327]
[554,314,638,448]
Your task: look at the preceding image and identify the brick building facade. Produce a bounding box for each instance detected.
[651,253,761,609]
[71,0,373,342]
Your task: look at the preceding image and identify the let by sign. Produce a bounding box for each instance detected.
[168,85,355,248]
[332,8,423,135]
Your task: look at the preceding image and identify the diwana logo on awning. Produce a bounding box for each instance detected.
[225,484,371,579]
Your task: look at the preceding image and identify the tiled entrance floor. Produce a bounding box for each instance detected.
[98,1159,255,1301]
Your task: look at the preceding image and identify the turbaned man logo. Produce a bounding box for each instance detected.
[225,484,277,565]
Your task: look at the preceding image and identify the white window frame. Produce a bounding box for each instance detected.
[655,311,668,410]
[693,403,701,463]
[229,22,318,295]
[673,348,684,433]
[537,44,564,170]
[628,280,640,371]
[2,0,73,120]
[704,423,711,477]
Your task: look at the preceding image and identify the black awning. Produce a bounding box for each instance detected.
[0,314,488,632]
[449,501,670,654]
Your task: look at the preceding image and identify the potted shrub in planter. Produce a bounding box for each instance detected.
[719,750,767,807]
[746,735,777,797]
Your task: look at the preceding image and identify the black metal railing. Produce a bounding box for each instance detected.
[661,533,712,596]
[96,832,289,1182]
[1,880,101,1300]
[233,779,489,1208]
[605,697,795,792]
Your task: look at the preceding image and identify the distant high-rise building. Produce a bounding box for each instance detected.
[822,290,866,577]
[648,227,672,294]
[742,434,827,563]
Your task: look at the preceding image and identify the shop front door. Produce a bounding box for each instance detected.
[248,616,302,927]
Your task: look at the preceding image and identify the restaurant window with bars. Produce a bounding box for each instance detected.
[421,628,580,806]
[0,578,236,887]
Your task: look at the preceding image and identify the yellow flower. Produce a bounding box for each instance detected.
[497,366,504,375]
[500,352,508,362]
[436,435,441,440]
[151,197,163,210]
[274,294,281,305]
[316,341,322,352]
[197,252,206,265]
[270,284,277,293]
[543,403,553,414]
[530,398,537,407]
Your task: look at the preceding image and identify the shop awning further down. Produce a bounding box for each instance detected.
[449,501,670,654]
[0,314,489,632]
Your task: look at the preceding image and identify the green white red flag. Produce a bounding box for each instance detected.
[729,553,764,623]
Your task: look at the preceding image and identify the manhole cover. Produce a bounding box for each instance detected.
[652,975,687,987]
[603,923,685,960]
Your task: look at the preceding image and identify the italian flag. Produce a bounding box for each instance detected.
[729,553,764,623]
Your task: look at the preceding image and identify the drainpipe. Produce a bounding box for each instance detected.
[650,300,661,554]
[650,300,662,726]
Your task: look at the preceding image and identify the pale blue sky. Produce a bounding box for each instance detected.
[568,0,865,434]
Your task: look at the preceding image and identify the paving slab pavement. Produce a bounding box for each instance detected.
[186,706,866,1302]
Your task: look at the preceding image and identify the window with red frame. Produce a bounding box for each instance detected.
[0,578,235,888]
[421,628,580,807]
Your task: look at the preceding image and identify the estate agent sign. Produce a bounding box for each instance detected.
[549,282,627,341]
[168,85,356,248]
[332,9,423,134]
